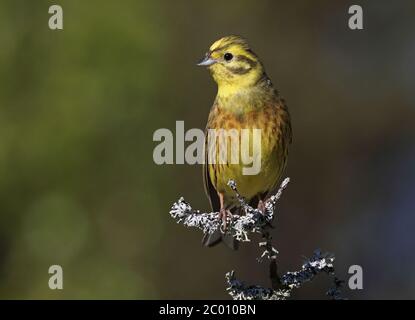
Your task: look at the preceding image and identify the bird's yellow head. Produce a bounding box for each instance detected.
[198,36,264,95]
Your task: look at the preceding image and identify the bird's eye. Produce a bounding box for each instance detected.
[224,53,233,61]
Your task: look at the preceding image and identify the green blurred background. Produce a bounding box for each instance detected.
[0,0,414,299]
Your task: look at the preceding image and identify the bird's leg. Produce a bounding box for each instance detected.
[257,199,266,215]
[258,198,274,228]
[218,192,231,233]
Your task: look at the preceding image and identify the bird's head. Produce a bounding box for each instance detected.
[198,36,264,94]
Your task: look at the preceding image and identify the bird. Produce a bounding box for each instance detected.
[198,35,292,249]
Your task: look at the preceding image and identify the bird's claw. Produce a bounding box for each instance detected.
[258,200,266,215]
[219,208,232,234]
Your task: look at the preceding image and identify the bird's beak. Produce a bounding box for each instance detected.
[197,54,217,67]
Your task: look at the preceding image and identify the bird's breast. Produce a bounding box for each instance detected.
[206,102,289,204]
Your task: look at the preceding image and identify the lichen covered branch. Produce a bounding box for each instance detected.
[169,178,344,300]
[227,250,344,300]
[226,271,290,300]
[170,178,290,242]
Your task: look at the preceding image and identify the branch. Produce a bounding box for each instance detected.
[226,270,290,300]
[227,250,344,300]
[169,178,345,300]
[170,178,290,242]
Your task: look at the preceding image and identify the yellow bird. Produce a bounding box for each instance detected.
[198,36,292,249]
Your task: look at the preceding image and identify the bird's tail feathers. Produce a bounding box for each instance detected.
[202,230,238,250]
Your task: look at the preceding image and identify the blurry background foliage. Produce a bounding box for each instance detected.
[0,0,414,299]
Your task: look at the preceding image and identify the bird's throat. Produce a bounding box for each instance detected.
[216,82,272,114]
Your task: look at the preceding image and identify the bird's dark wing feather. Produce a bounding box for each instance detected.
[203,128,220,212]
[202,126,238,250]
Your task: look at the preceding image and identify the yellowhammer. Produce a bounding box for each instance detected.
[198,35,292,249]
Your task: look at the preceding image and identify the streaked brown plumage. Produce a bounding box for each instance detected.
[198,36,292,249]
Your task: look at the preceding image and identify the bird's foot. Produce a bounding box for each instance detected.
[219,208,232,233]
[258,200,274,228]
[258,200,266,215]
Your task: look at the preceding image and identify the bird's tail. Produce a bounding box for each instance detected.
[202,229,238,250]
[201,205,242,250]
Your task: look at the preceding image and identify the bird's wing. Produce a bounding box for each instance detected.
[203,127,220,212]
[203,124,236,248]
[265,97,293,198]
[203,151,238,250]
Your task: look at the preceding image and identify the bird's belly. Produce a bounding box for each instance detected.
[206,103,289,208]
[209,146,281,207]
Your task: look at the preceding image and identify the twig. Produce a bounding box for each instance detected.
[169,178,345,300]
